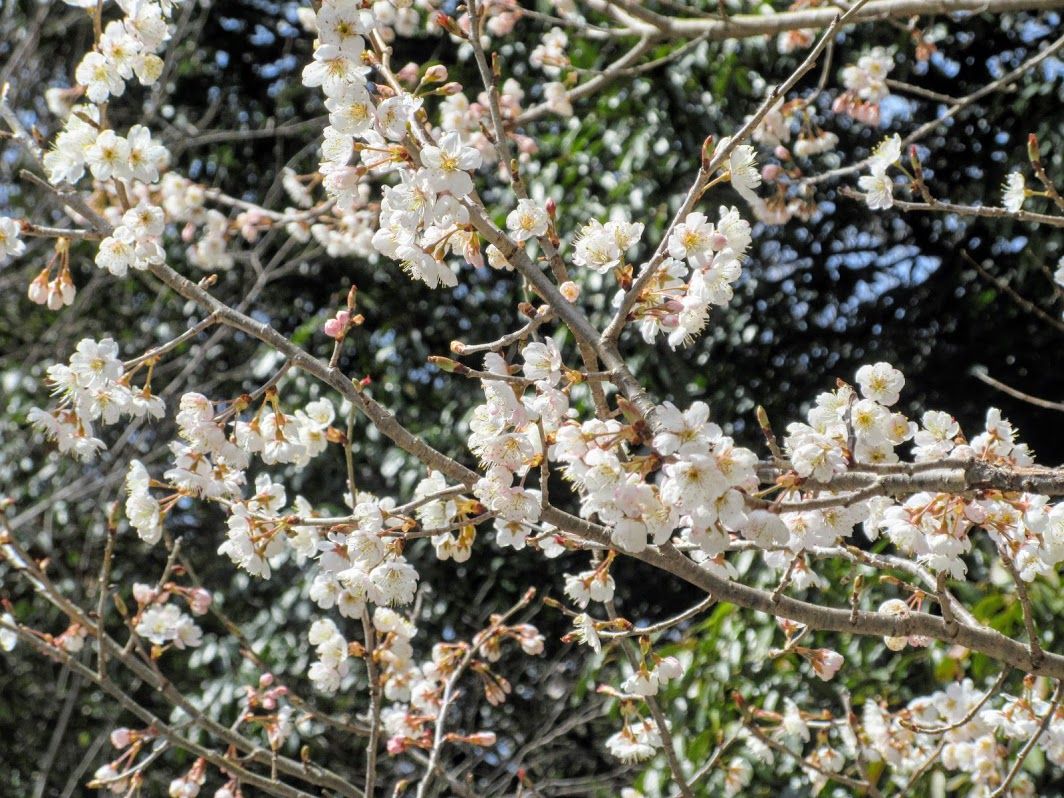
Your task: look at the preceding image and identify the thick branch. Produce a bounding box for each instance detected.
[538,506,1064,680]
[629,0,1064,41]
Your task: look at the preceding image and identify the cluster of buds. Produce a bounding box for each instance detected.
[27,237,76,310]
[323,286,365,341]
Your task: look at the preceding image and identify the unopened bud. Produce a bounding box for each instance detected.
[701,135,715,170]
[1028,133,1041,164]
[188,588,212,615]
[434,12,463,37]
[132,583,156,605]
[396,62,420,84]
[559,280,580,302]
[427,355,461,373]
[424,64,448,83]
[756,405,770,430]
[446,731,497,746]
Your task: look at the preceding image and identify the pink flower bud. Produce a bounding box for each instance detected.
[259,672,275,688]
[324,310,350,340]
[132,583,156,605]
[774,145,791,161]
[761,163,782,182]
[463,240,484,269]
[396,62,420,84]
[189,588,212,616]
[424,64,448,83]
[110,728,132,749]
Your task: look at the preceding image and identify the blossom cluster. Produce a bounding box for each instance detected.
[132,582,207,651]
[834,47,895,125]
[6,1,1064,795]
[306,491,419,610]
[29,338,165,460]
[858,133,903,209]
[721,676,1064,798]
[298,0,489,289]
[627,205,751,348]
[378,607,543,755]
[71,0,174,105]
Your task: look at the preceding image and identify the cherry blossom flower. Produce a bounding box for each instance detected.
[856,361,905,406]
[858,169,894,209]
[506,199,549,242]
[1002,171,1026,212]
[0,217,25,262]
[419,131,482,197]
[76,52,126,103]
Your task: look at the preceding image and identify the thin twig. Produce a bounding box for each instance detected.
[988,680,1064,798]
[971,367,1064,413]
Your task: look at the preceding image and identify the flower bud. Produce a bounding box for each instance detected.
[27,268,49,305]
[396,62,420,84]
[424,64,448,83]
[1028,133,1040,164]
[132,583,156,605]
[559,280,580,302]
[188,588,212,615]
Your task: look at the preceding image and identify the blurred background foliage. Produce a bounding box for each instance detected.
[1,0,1063,795]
